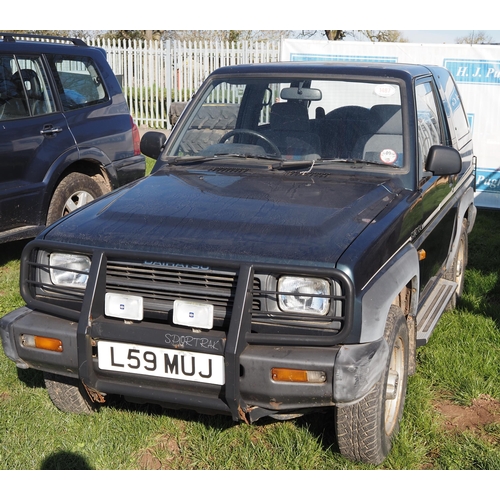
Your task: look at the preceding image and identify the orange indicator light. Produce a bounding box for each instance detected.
[34,336,63,352]
[271,368,326,383]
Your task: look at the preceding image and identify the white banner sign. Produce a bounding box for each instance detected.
[281,39,500,209]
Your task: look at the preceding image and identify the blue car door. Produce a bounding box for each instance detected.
[0,54,75,233]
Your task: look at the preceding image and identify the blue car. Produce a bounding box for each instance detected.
[0,32,145,243]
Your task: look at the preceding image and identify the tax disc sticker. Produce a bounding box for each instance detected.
[380,149,398,164]
[374,84,396,97]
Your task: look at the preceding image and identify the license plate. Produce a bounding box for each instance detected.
[97,340,225,385]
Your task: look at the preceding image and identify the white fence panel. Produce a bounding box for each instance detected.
[86,38,280,129]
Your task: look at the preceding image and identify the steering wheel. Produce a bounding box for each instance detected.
[218,128,281,157]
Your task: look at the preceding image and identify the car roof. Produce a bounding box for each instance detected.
[210,61,434,80]
[0,33,106,58]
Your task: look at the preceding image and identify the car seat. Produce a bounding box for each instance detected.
[12,69,46,115]
[0,64,29,119]
[264,101,321,159]
[352,105,403,166]
[320,105,372,159]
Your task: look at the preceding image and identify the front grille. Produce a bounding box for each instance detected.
[106,260,239,323]
[23,243,350,342]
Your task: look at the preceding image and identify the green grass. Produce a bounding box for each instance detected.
[145,156,156,175]
[1,210,500,470]
[0,240,26,317]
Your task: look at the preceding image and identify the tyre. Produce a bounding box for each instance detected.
[43,372,97,414]
[169,102,188,127]
[46,172,106,226]
[445,220,468,310]
[335,305,409,464]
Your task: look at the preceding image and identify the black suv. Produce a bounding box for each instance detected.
[0,33,145,243]
[1,62,476,465]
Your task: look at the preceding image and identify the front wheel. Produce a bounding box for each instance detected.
[46,172,106,226]
[44,372,97,414]
[335,305,409,464]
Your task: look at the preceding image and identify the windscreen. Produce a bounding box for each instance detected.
[166,76,404,169]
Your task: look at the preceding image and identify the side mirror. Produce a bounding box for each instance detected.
[140,131,167,160]
[425,145,462,176]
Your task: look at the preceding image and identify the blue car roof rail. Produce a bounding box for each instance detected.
[0,32,87,46]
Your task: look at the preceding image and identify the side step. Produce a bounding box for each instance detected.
[416,278,457,347]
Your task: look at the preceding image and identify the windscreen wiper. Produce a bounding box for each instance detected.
[170,153,280,166]
[348,158,402,168]
[170,155,218,165]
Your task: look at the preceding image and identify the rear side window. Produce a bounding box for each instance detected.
[47,55,108,111]
[0,55,55,120]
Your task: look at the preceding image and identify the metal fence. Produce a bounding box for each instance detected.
[86,38,281,129]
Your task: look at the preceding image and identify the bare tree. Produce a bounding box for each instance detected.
[324,30,346,41]
[358,30,408,42]
[298,30,405,42]
[455,31,494,44]
[104,30,149,40]
[70,30,104,39]
[168,30,291,43]
[0,30,106,40]
[0,30,70,37]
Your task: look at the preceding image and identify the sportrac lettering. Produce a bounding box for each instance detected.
[165,333,222,351]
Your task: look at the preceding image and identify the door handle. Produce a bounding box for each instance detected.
[40,126,63,135]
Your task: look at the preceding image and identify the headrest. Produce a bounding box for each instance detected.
[370,105,402,135]
[326,105,371,122]
[12,69,42,97]
[270,101,310,132]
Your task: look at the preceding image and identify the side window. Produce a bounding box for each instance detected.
[47,55,107,111]
[432,67,470,142]
[416,81,443,173]
[0,55,55,120]
[447,80,470,142]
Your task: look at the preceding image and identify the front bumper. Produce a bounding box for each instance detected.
[1,305,389,422]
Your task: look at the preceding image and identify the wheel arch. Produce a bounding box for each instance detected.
[51,159,112,195]
[445,186,476,275]
[41,155,112,220]
[359,243,419,344]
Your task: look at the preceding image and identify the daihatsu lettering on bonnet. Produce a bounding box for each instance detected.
[1,61,476,465]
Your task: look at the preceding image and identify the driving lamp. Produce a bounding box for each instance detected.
[278,276,330,315]
[49,253,91,289]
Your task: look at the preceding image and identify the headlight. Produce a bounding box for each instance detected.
[49,253,91,289]
[278,276,330,315]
